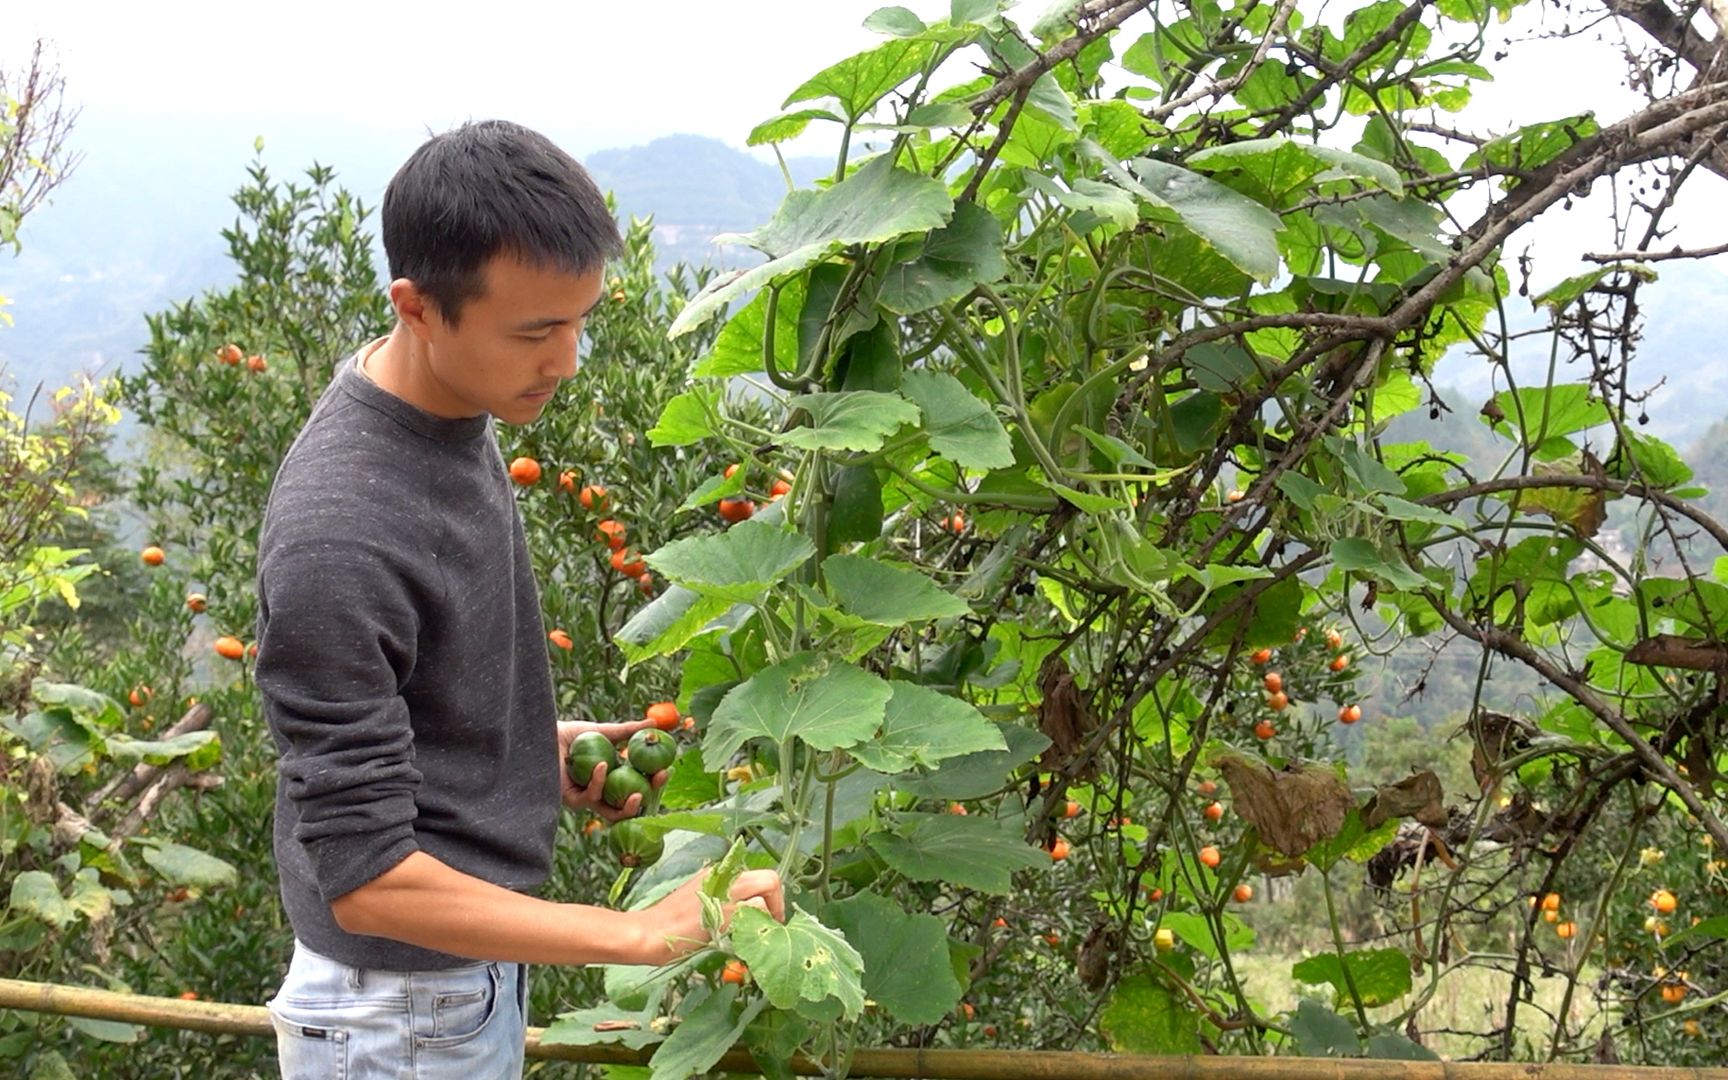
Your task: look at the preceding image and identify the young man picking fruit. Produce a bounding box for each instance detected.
[254,120,783,1079]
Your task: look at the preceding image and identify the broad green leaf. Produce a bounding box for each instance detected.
[676,468,747,513]
[1023,172,1138,230]
[747,108,843,146]
[646,522,815,605]
[1100,974,1203,1054]
[1464,113,1599,177]
[827,465,886,546]
[10,871,75,929]
[1290,999,1361,1057]
[617,586,734,664]
[1331,538,1427,590]
[103,731,220,768]
[1088,147,1282,281]
[1486,384,1608,445]
[1,707,99,773]
[849,682,1006,773]
[1376,496,1465,529]
[783,38,938,121]
[864,6,927,36]
[27,1050,76,1080]
[1188,137,1403,201]
[899,371,1012,467]
[782,391,921,454]
[1074,425,1154,468]
[1533,263,1656,311]
[702,653,891,766]
[824,555,969,626]
[31,681,125,731]
[65,869,113,923]
[541,1002,663,1050]
[1607,430,1692,489]
[1366,1032,1440,1060]
[878,203,1008,315]
[64,1016,142,1044]
[1292,947,1414,1008]
[823,892,961,1024]
[897,721,1050,799]
[647,387,720,447]
[730,906,866,1019]
[138,842,237,889]
[1159,910,1255,960]
[671,158,953,338]
[1664,914,1728,948]
[866,813,1050,893]
[649,985,764,1080]
[1039,479,1129,513]
[693,278,806,379]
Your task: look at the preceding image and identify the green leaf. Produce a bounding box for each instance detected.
[780,391,921,453]
[866,813,1050,893]
[747,108,844,146]
[26,1049,76,1080]
[138,842,237,889]
[1331,538,1427,590]
[692,279,805,379]
[102,731,220,768]
[648,985,764,1080]
[646,522,815,606]
[1188,137,1403,201]
[1038,479,1129,513]
[1486,384,1608,446]
[647,387,719,447]
[1073,425,1154,468]
[676,469,747,513]
[823,892,962,1024]
[31,682,124,731]
[1292,947,1413,1008]
[1023,172,1139,230]
[617,587,735,664]
[703,653,891,766]
[671,158,953,338]
[1159,910,1255,960]
[1099,974,1203,1054]
[864,6,927,35]
[824,555,969,626]
[1533,263,1656,311]
[1464,113,1598,176]
[827,466,886,546]
[1089,148,1283,281]
[66,869,113,923]
[878,203,1007,315]
[783,37,937,121]
[10,870,75,929]
[1607,430,1692,489]
[849,682,1006,773]
[897,721,1050,799]
[1,708,99,773]
[1365,1032,1440,1060]
[730,906,866,1019]
[64,1016,142,1044]
[541,1002,663,1051]
[1290,999,1362,1057]
[897,371,1013,468]
[1665,914,1728,948]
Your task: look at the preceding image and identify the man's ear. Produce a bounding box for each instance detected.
[389,278,441,342]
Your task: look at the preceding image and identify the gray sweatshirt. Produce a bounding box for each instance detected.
[255,348,560,971]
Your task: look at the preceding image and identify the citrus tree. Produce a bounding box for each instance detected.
[537,0,1728,1071]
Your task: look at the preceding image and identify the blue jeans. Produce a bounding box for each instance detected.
[267,940,528,1079]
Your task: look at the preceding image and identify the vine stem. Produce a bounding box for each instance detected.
[1321,867,1372,1029]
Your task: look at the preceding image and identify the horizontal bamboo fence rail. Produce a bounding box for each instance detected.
[3,978,1726,1079]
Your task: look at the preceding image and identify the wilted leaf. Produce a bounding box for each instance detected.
[1215,754,1352,857]
[1361,771,1447,830]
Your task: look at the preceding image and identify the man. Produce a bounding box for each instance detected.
[254,120,783,1079]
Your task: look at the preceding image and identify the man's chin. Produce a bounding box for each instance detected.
[497,398,552,425]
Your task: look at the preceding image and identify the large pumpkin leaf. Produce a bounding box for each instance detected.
[899,369,1014,469]
[822,892,962,1025]
[779,391,922,453]
[729,906,866,1020]
[648,985,765,1080]
[849,682,1006,773]
[702,653,892,766]
[822,555,969,626]
[646,522,815,605]
[866,812,1051,893]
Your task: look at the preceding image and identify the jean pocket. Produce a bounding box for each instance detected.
[268,999,351,1080]
[415,962,502,1049]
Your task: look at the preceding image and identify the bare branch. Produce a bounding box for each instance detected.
[1585,239,1728,261]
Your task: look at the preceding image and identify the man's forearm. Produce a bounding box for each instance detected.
[330,850,654,966]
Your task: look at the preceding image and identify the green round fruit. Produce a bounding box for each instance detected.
[567,731,618,789]
[625,729,678,775]
[608,818,664,868]
[602,763,652,811]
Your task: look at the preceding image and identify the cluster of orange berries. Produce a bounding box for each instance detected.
[1530,891,1578,939]
[1248,627,1362,733]
[508,458,657,598]
[137,544,254,662]
[717,463,792,525]
[215,342,267,373]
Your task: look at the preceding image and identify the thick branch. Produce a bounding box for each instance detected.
[1607,0,1721,72]
[971,0,1153,114]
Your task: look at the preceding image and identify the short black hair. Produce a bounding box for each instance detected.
[381,120,622,326]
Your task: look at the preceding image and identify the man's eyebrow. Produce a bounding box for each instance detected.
[513,299,600,333]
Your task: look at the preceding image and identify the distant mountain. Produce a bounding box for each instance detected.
[0,122,822,399]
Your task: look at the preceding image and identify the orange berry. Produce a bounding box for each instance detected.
[1250,648,1272,665]
[1263,672,1283,694]
[1254,719,1276,740]
[611,289,627,303]
[246,354,267,373]
[982,1024,998,1038]
[1265,691,1288,712]
[508,457,542,486]
[1226,489,1244,503]
[579,485,609,511]
[141,546,166,566]
[645,701,680,730]
[128,685,152,708]
[582,818,603,836]
[1542,892,1562,913]
[213,636,245,661]
[1196,779,1217,796]
[595,519,626,548]
[721,959,749,985]
[1204,801,1224,822]
[548,629,574,651]
[179,990,199,1001]
[1146,886,1164,902]
[1543,909,1560,924]
[1198,845,1222,869]
[769,478,792,499]
[1338,704,1362,724]
[558,470,576,493]
[610,547,646,577]
[1329,654,1349,672]
[637,572,655,597]
[1233,883,1253,903]
[992,917,1007,929]
[946,511,967,534]
[216,343,243,365]
[1661,983,1688,1005]
[724,463,740,479]
[185,592,208,613]
[1043,932,1061,947]
[949,802,969,815]
[717,496,755,524]
[959,1001,975,1021]
[1063,800,1081,819]
[1651,889,1678,914]
[1325,629,1343,649]
[1555,921,1576,939]
[1049,837,1071,860]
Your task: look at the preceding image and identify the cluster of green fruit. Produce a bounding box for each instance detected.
[568,728,679,869]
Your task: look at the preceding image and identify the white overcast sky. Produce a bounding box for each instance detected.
[12,0,1723,268]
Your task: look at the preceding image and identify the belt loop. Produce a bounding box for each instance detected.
[347,962,362,991]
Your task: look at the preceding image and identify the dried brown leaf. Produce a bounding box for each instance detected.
[1214,754,1352,857]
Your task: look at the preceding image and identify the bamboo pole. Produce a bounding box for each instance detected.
[3,978,1726,1079]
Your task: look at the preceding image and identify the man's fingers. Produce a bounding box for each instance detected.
[729,869,787,921]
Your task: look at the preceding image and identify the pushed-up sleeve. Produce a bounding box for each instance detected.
[255,535,424,904]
